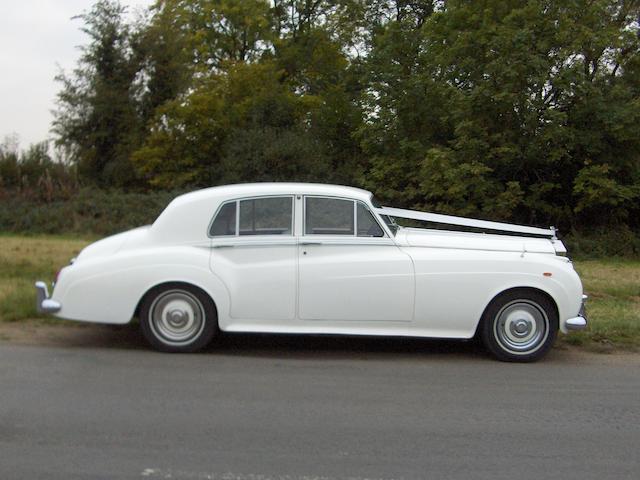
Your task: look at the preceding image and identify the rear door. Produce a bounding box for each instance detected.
[209,196,297,321]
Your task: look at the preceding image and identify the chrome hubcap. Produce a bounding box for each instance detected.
[168,309,188,328]
[511,318,532,337]
[149,290,205,346]
[494,300,549,354]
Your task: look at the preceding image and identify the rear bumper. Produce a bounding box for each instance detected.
[565,295,588,331]
[35,281,61,314]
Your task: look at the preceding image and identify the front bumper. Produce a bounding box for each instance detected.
[565,294,588,331]
[35,281,61,314]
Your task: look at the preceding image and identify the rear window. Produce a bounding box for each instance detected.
[209,202,236,236]
[209,197,293,236]
[239,197,293,235]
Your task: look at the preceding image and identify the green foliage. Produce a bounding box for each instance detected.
[52,0,142,187]
[573,163,639,219]
[361,0,640,231]
[0,188,179,236]
[36,0,640,237]
[564,226,640,259]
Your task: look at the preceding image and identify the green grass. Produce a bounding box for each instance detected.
[0,235,92,322]
[561,260,640,351]
[0,235,638,351]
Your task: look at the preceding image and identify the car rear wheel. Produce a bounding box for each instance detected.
[139,283,217,353]
[480,290,558,362]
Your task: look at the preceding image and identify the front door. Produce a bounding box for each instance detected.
[298,197,414,322]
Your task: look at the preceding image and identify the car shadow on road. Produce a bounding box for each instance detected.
[209,332,489,361]
[1,319,491,360]
[0,321,488,359]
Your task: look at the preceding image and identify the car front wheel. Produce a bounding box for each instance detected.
[480,290,558,362]
[139,283,217,353]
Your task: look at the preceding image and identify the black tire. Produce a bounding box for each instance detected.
[480,289,558,362]
[139,283,218,353]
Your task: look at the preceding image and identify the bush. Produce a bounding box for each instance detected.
[1,187,638,258]
[0,188,181,236]
[564,226,640,259]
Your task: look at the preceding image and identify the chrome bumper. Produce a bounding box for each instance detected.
[565,294,588,331]
[35,281,61,314]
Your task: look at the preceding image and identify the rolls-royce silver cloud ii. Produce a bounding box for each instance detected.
[35,183,587,361]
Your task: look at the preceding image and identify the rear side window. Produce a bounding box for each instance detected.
[239,197,293,235]
[209,202,236,236]
[305,197,354,235]
[209,197,293,236]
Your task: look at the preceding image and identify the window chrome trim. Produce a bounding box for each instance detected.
[207,195,295,238]
[211,238,299,248]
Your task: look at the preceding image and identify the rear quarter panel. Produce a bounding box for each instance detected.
[52,245,230,325]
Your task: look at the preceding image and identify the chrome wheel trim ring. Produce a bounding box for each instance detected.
[493,300,549,355]
[149,290,205,346]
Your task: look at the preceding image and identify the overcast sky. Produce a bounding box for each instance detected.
[0,0,154,150]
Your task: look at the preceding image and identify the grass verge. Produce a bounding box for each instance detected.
[0,235,92,323]
[0,235,638,351]
[560,260,640,351]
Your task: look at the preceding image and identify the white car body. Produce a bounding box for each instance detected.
[36,183,587,344]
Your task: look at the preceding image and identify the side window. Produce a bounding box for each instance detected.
[305,197,354,235]
[357,203,384,237]
[239,197,293,235]
[209,201,236,236]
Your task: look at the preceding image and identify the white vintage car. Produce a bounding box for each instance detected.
[36,183,587,361]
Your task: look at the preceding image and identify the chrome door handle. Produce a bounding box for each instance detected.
[211,244,235,248]
[300,241,322,246]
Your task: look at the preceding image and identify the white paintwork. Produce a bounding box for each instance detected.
[298,238,414,322]
[210,238,297,320]
[46,182,585,338]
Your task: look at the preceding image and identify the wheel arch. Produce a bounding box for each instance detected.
[134,280,219,322]
[473,286,560,338]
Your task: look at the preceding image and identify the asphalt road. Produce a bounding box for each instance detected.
[1,333,639,480]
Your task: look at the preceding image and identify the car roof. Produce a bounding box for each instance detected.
[170,182,374,206]
[150,183,375,243]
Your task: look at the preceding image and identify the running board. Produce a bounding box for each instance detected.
[376,207,557,238]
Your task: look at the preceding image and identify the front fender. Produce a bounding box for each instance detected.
[476,256,583,335]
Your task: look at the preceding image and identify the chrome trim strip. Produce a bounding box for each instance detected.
[35,281,61,314]
[211,240,298,248]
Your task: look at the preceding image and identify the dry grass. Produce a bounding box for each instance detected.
[0,235,638,350]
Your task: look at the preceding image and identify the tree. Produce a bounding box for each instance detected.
[133,61,334,187]
[52,0,142,187]
[360,0,640,230]
[52,0,640,232]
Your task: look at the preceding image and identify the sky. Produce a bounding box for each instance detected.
[0,0,154,150]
